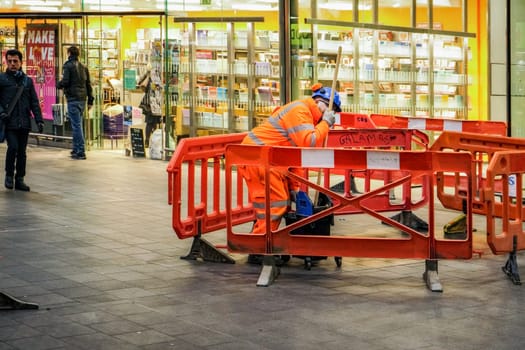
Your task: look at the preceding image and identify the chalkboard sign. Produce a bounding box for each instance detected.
[130,127,146,158]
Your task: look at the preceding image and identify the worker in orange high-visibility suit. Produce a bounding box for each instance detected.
[240,83,341,264]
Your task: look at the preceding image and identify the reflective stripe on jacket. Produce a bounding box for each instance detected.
[242,97,329,148]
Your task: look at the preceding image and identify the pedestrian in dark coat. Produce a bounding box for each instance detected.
[57,45,94,160]
[0,49,44,191]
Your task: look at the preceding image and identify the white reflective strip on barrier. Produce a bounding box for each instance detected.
[367,150,401,170]
[301,149,335,168]
[408,118,426,130]
[444,120,463,132]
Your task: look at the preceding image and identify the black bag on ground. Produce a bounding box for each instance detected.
[285,192,335,269]
[286,192,333,236]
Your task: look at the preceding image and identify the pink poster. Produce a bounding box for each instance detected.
[25,24,57,121]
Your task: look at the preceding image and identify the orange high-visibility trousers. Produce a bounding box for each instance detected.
[240,166,290,234]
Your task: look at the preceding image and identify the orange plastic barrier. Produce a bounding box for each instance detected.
[167,132,254,240]
[167,130,525,288]
[430,131,525,218]
[485,151,525,254]
[323,129,430,230]
[166,128,429,240]
[326,128,428,150]
[225,145,474,262]
[429,132,525,284]
[370,114,508,136]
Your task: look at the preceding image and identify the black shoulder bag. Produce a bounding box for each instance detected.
[0,81,25,143]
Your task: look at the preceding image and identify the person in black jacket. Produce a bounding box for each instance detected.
[57,45,94,160]
[0,49,44,191]
[138,71,162,148]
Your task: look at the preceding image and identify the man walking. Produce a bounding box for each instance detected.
[0,49,44,191]
[57,45,94,160]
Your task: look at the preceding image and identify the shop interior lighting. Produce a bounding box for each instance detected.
[416,0,455,5]
[16,0,63,5]
[231,3,277,11]
[159,5,204,11]
[319,1,370,11]
[27,6,61,11]
[11,0,460,12]
[86,5,134,11]
[83,0,131,4]
[156,0,205,11]
[317,0,457,9]
[157,0,202,4]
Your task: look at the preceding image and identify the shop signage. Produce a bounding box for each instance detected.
[25,24,57,122]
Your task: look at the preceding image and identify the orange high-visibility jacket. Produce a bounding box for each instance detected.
[240,97,330,234]
[242,97,329,147]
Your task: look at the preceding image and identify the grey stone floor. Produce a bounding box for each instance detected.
[1,145,524,350]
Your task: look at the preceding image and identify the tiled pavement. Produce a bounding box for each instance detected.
[1,144,525,350]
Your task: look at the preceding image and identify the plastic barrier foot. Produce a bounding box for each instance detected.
[180,235,235,264]
[386,210,429,233]
[502,238,521,285]
[423,259,443,292]
[256,256,280,287]
[0,291,39,310]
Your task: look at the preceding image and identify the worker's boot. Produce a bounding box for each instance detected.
[15,177,30,191]
[247,254,263,265]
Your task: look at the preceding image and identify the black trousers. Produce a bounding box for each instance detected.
[5,128,29,178]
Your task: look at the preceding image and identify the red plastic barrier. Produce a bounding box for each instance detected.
[166,129,429,240]
[370,114,507,136]
[225,145,474,260]
[326,128,428,150]
[324,129,430,215]
[431,131,525,218]
[167,132,254,239]
[485,151,525,254]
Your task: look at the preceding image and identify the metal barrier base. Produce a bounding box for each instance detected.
[180,234,235,264]
[28,133,72,149]
[502,238,521,285]
[0,291,39,310]
[423,259,443,292]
